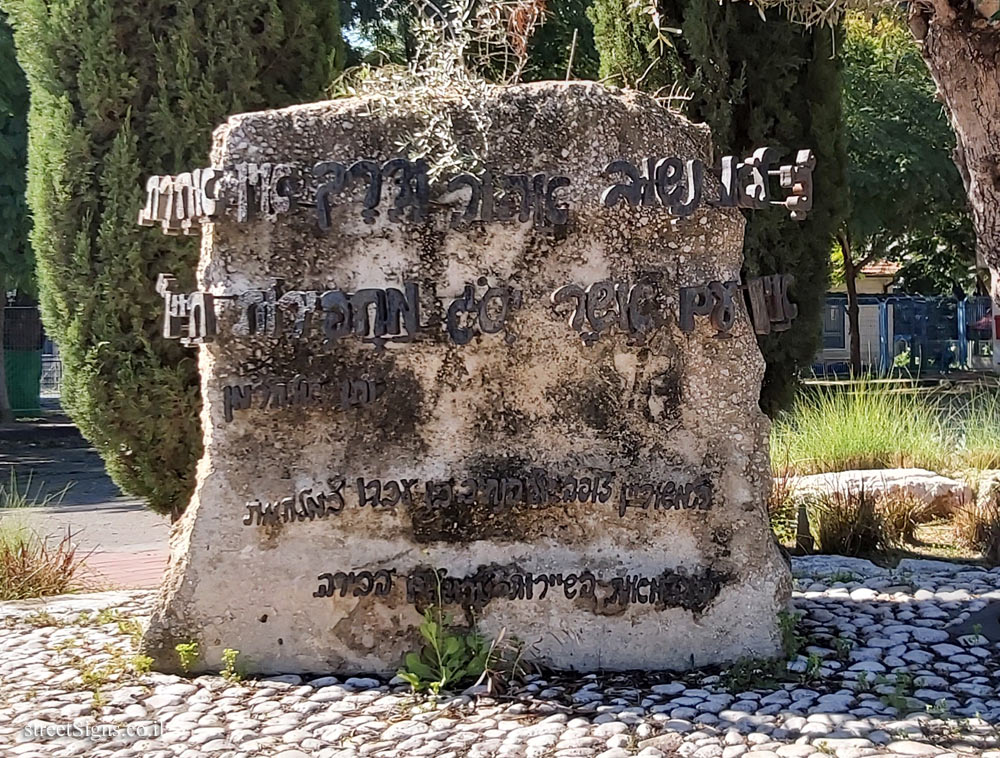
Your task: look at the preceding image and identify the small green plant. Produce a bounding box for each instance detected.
[814,741,836,756]
[803,652,823,681]
[880,672,915,712]
[721,656,784,691]
[972,623,983,637]
[827,570,857,584]
[23,610,61,627]
[78,662,110,691]
[854,671,870,692]
[778,610,803,658]
[926,698,952,718]
[834,636,853,660]
[132,655,153,675]
[398,606,491,695]
[221,648,242,682]
[117,618,143,645]
[175,641,200,673]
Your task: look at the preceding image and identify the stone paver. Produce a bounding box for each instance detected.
[2,557,1000,757]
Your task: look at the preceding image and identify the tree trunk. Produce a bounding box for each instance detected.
[0,289,11,424]
[839,231,864,375]
[910,4,1000,299]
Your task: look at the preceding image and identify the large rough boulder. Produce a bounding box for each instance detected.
[791,468,973,516]
[142,82,790,675]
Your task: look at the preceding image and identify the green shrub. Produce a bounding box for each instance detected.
[5,0,343,517]
[771,381,949,475]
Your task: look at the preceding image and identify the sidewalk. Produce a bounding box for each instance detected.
[1,412,170,590]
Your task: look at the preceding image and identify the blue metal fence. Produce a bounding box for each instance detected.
[815,294,994,377]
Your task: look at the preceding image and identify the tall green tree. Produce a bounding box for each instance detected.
[590,0,849,413]
[756,0,1000,368]
[837,12,972,372]
[5,0,343,516]
[0,12,30,424]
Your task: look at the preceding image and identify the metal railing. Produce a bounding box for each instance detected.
[815,294,995,376]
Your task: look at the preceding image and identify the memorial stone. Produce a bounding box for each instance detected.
[142,81,794,674]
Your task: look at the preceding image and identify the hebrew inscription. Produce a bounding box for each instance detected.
[241,472,714,527]
[314,565,729,614]
[137,148,816,237]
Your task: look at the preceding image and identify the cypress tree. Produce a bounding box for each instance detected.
[5,0,344,517]
[590,1,848,413]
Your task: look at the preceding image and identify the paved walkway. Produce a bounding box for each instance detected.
[2,422,170,590]
[80,549,168,590]
[2,557,1000,758]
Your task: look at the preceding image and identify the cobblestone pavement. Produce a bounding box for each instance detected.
[3,557,1000,758]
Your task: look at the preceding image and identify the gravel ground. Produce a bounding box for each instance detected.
[2,556,1000,758]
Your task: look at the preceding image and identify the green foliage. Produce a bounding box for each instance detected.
[525,0,599,81]
[221,648,243,682]
[131,654,153,675]
[834,636,853,660]
[778,610,803,658]
[175,641,199,673]
[841,13,973,295]
[877,671,915,712]
[4,0,344,516]
[771,382,948,474]
[590,0,849,413]
[398,607,491,695]
[0,12,30,295]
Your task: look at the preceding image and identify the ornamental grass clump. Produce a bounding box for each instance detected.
[0,520,87,600]
[807,487,904,556]
[770,381,949,475]
[954,500,1000,567]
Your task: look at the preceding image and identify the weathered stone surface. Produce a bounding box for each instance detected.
[142,82,789,674]
[791,469,972,516]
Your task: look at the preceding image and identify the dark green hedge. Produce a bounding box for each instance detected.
[5,0,343,516]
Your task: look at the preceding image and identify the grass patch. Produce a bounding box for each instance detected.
[771,381,949,475]
[956,391,1000,471]
[0,519,88,600]
[0,470,71,509]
